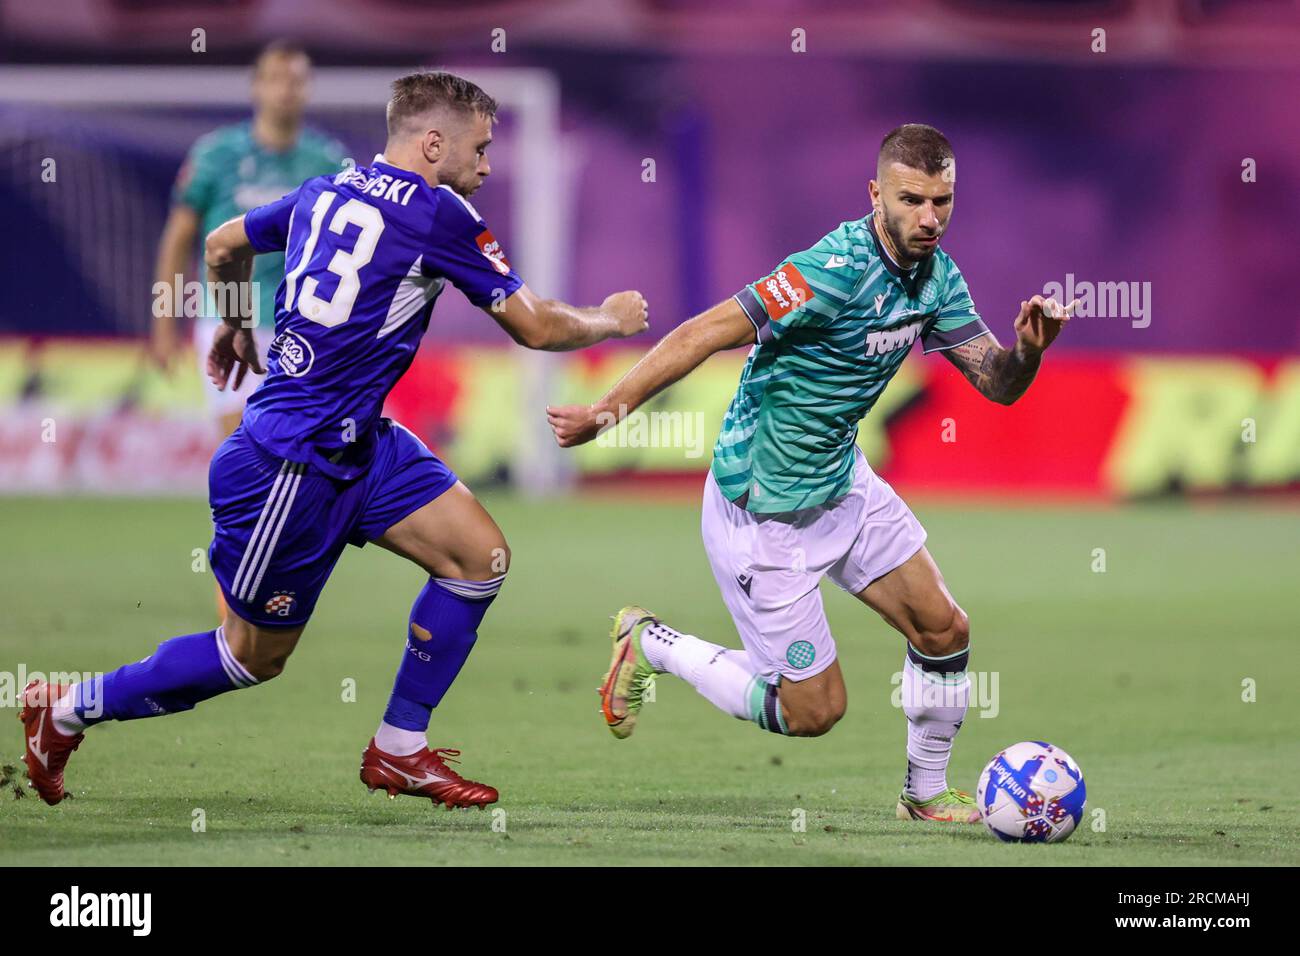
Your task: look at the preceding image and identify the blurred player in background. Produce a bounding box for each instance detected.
[550,125,1073,823]
[150,40,346,620]
[22,71,648,810]
[150,40,346,430]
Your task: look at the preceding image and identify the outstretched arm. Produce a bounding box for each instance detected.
[487,285,648,352]
[547,296,756,447]
[943,294,1074,405]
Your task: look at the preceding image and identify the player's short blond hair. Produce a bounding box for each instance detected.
[386,71,498,138]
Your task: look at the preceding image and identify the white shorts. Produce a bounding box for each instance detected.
[194,317,272,418]
[701,449,927,684]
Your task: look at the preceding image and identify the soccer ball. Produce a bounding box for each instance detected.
[976,741,1086,843]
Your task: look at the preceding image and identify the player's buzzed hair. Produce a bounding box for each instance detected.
[386,71,499,138]
[878,124,954,178]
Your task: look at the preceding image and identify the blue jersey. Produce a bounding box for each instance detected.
[240,158,523,479]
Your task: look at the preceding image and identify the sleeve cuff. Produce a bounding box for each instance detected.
[921,318,991,354]
[734,287,771,344]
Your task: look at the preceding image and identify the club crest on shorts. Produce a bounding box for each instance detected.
[786,640,816,669]
[264,591,297,617]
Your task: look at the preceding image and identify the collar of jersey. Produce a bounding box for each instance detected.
[370,155,425,183]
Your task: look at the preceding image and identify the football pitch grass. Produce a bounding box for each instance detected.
[1,492,1296,867]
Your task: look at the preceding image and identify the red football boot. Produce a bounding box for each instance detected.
[359,739,499,809]
[18,680,85,805]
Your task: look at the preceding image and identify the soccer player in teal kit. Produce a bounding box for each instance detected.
[550,124,1075,822]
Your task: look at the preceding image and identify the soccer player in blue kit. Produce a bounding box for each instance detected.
[20,72,649,809]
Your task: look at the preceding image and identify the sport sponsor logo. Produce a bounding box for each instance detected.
[476,230,512,275]
[988,756,1033,804]
[864,318,922,357]
[268,330,315,377]
[755,263,814,319]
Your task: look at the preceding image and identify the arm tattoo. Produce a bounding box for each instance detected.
[944,334,1041,405]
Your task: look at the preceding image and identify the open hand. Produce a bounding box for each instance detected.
[1014,295,1077,355]
[206,323,265,391]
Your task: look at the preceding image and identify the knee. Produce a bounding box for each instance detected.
[230,641,291,682]
[784,697,847,738]
[914,603,969,658]
[455,535,511,581]
[242,652,289,682]
[223,619,299,682]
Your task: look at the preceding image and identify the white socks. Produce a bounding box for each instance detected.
[901,646,971,801]
[374,722,427,756]
[52,687,86,736]
[641,621,759,722]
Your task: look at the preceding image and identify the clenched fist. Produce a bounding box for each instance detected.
[602,291,649,338]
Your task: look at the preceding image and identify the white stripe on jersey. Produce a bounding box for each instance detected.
[378,255,444,339]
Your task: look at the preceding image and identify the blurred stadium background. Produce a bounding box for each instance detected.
[1,0,1298,498]
[1,0,1298,866]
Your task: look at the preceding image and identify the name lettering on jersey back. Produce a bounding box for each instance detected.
[756,263,815,319]
[864,318,922,357]
[333,168,419,206]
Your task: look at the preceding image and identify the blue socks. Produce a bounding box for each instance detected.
[74,628,256,727]
[381,575,505,733]
[55,577,501,744]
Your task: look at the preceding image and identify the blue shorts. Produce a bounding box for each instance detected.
[208,419,458,628]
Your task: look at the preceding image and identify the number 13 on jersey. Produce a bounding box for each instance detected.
[285,191,385,328]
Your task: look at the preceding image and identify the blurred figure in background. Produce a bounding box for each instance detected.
[149,40,346,620]
[150,39,345,429]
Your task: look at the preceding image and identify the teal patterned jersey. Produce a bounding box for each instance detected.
[712,212,990,513]
[172,122,347,329]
